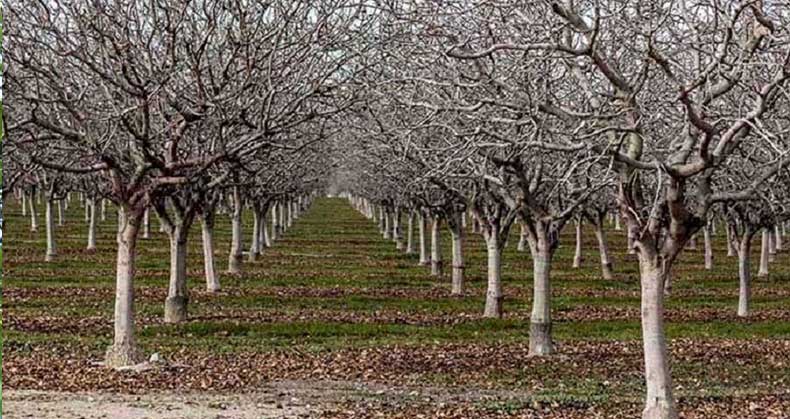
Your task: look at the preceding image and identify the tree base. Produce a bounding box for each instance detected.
[483,297,503,318]
[164,296,188,323]
[642,399,678,419]
[431,261,444,276]
[529,321,554,356]
[105,343,142,368]
[601,263,614,280]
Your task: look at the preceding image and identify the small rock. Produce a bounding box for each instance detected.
[149,353,161,363]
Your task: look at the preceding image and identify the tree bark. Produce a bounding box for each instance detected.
[639,258,678,419]
[737,236,752,317]
[87,197,98,251]
[249,208,261,262]
[393,208,404,249]
[45,199,57,261]
[22,191,27,217]
[406,211,415,254]
[776,225,783,252]
[105,207,143,368]
[101,199,107,222]
[142,207,150,239]
[430,215,443,276]
[57,199,64,226]
[529,243,553,356]
[483,231,503,318]
[29,191,38,232]
[383,208,392,240]
[202,210,220,293]
[448,212,465,296]
[517,223,527,252]
[726,224,736,257]
[263,208,272,247]
[228,187,243,274]
[164,225,190,323]
[592,221,614,280]
[758,229,770,278]
[271,203,280,241]
[572,219,583,268]
[768,228,776,262]
[418,212,429,266]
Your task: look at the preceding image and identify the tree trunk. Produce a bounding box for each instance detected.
[45,199,57,261]
[101,199,107,222]
[22,191,27,216]
[29,192,38,232]
[378,206,385,234]
[57,199,65,226]
[287,200,293,228]
[249,208,261,262]
[737,236,752,317]
[572,220,583,268]
[768,228,776,262]
[726,225,736,257]
[164,225,190,323]
[105,207,142,368]
[430,216,443,276]
[703,224,713,270]
[406,211,415,254]
[614,213,622,231]
[258,208,268,249]
[87,197,98,251]
[228,188,243,274]
[687,235,697,250]
[483,232,503,318]
[776,225,783,252]
[592,221,614,280]
[393,208,404,250]
[202,211,220,293]
[639,258,678,419]
[418,213,429,266]
[279,202,286,234]
[142,207,151,239]
[449,220,465,296]
[529,243,553,356]
[383,209,392,240]
[271,204,280,241]
[627,225,636,254]
[758,229,770,278]
[263,208,272,247]
[517,224,527,252]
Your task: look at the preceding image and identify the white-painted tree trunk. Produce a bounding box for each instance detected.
[383,209,392,240]
[249,208,261,262]
[45,199,57,261]
[592,222,614,280]
[627,225,636,254]
[271,204,280,242]
[142,208,150,239]
[430,216,443,276]
[529,244,553,356]
[687,235,697,250]
[202,211,220,293]
[22,192,27,216]
[703,224,713,270]
[287,200,293,228]
[768,229,776,262]
[638,258,678,419]
[737,236,752,317]
[517,224,527,252]
[105,207,142,368]
[726,225,736,257]
[278,202,286,234]
[406,211,415,254]
[776,225,783,252]
[258,208,268,249]
[449,214,465,296]
[228,188,243,274]
[87,198,98,251]
[101,199,107,222]
[164,225,189,323]
[29,192,38,232]
[418,213,429,266]
[572,220,583,268]
[263,208,272,247]
[58,199,64,226]
[758,229,770,278]
[614,213,622,231]
[483,232,503,318]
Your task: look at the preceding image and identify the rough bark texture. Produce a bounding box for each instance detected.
[105,207,143,368]
[202,211,220,293]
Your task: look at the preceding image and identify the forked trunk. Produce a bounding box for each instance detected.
[105,207,142,368]
[430,216,443,276]
[483,232,503,318]
[418,213,429,266]
[164,225,190,323]
[87,198,98,251]
[202,211,220,293]
[45,199,57,261]
[737,236,752,317]
[228,188,243,274]
[638,257,678,419]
